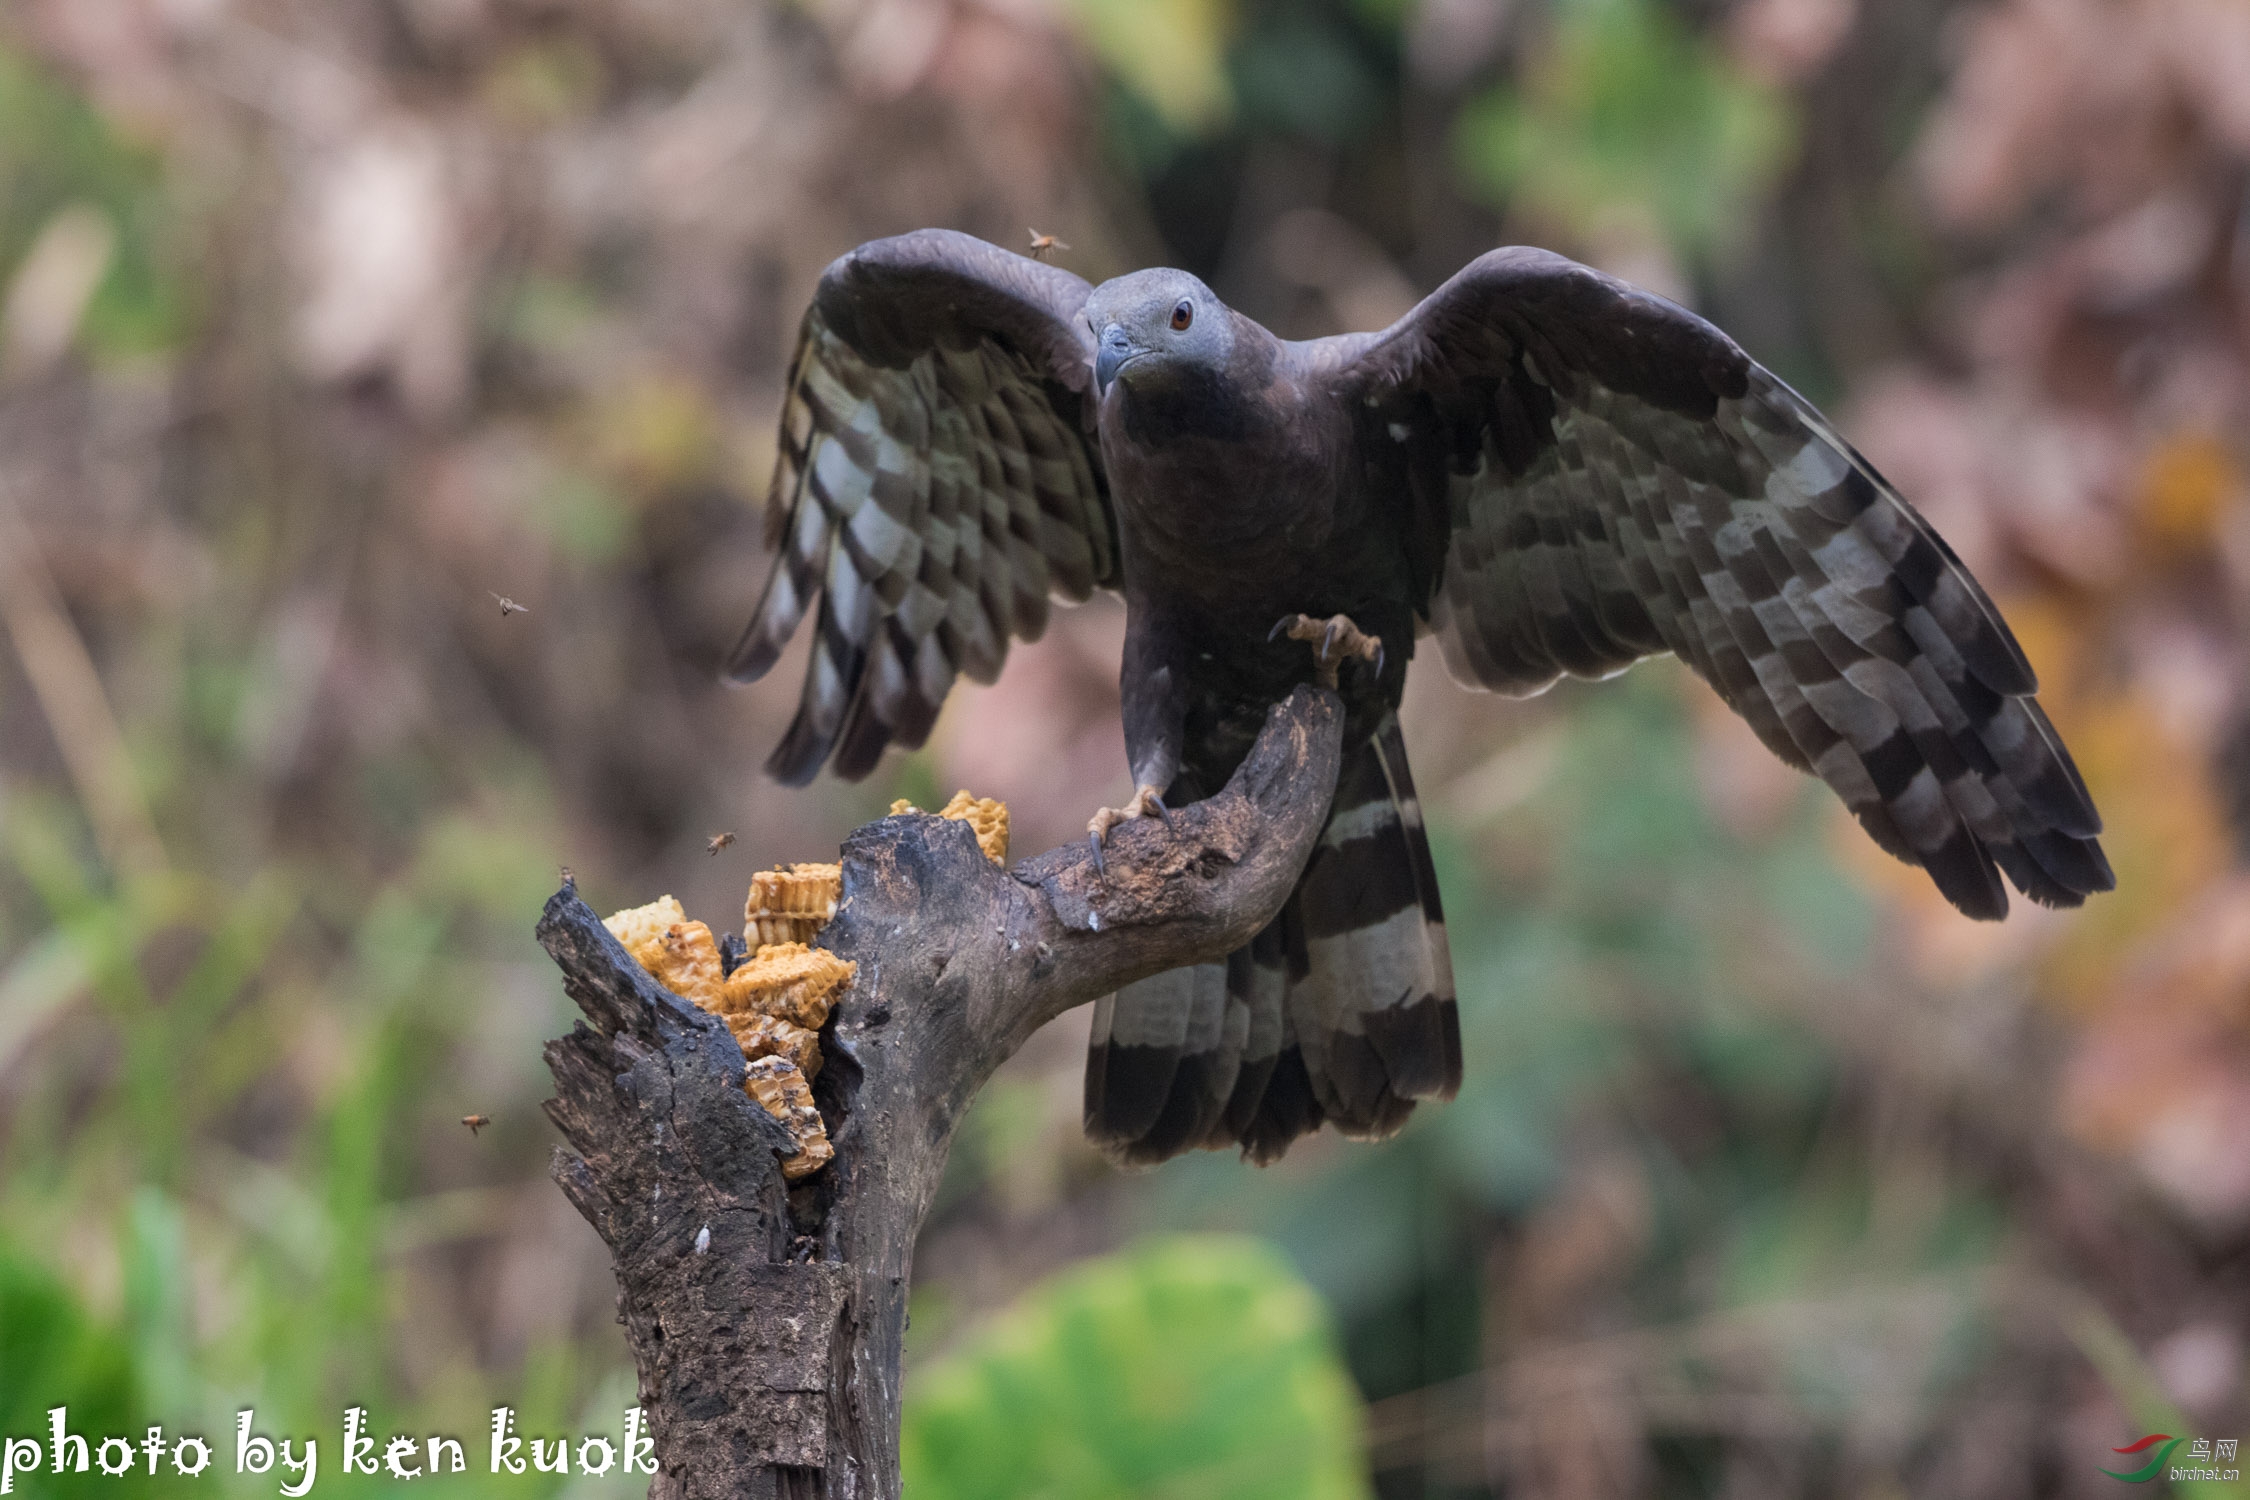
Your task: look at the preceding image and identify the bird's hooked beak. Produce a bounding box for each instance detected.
[1095,323,1145,395]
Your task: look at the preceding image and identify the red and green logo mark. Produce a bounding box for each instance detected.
[2102,1435,2185,1482]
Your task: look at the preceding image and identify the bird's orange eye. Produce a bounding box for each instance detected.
[1170,300,1193,331]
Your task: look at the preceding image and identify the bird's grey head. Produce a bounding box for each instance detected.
[1085,269,1231,398]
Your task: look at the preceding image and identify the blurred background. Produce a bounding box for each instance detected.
[1,0,2247,1494]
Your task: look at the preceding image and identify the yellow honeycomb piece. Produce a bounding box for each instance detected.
[938,790,1008,864]
[888,790,1009,865]
[647,920,726,1009]
[602,895,685,967]
[719,942,855,1030]
[746,912,823,949]
[728,1011,822,1081]
[744,1055,832,1179]
[744,862,841,948]
[605,892,838,1178]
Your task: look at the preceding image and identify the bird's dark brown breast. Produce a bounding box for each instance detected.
[1102,364,1421,797]
[1107,433,1341,586]
[1099,356,1378,611]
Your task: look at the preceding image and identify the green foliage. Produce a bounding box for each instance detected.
[902,1236,1371,1500]
[0,796,301,1194]
[1089,0,1396,171]
[527,471,635,568]
[1070,0,1237,134]
[1231,17,1385,146]
[1454,0,1793,261]
[0,44,186,357]
[0,768,603,1485]
[0,45,611,1433]
[0,1247,154,1497]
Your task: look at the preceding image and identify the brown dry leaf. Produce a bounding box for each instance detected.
[2132,432,2238,559]
[2062,880,2250,1226]
[2134,1074,2250,1230]
[289,114,481,419]
[1914,0,2165,230]
[2159,0,2250,153]
[1986,592,2095,725]
[2039,689,2231,1010]
[1727,0,1857,86]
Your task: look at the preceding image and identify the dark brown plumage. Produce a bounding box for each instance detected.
[728,230,2111,1167]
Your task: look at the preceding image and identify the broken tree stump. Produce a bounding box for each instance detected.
[539,684,1346,1499]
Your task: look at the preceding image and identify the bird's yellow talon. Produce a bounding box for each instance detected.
[1277,613,1381,689]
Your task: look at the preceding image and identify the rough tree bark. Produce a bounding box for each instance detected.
[538,684,1346,1499]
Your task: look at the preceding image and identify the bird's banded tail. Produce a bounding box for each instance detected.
[1084,714,1461,1166]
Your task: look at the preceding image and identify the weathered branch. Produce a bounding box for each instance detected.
[539,684,1345,1499]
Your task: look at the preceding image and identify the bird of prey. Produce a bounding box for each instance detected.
[728,229,2111,1167]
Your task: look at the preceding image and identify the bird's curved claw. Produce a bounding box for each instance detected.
[1086,784,1171,883]
[1274,612,1382,691]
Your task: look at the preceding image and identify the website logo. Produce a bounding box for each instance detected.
[2103,1436,2184,1483]
[2101,1434,2240,1484]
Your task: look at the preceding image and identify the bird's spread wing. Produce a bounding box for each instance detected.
[1330,247,2110,920]
[730,230,1118,784]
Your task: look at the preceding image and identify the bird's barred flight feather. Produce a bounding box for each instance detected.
[733,230,2111,1169]
[727,237,1116,784]
[1344,248,2108,920]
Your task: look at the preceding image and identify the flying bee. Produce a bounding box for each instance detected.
[491,592,529,616]
[707,831,737,856]
[462,1114,492,1136]
[1027,230,1070,260]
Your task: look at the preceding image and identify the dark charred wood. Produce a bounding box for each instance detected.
[538,684,1345,1498]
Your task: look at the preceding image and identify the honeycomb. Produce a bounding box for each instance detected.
[598,790,1007,1181]
[744,1056,832,1179]
[647,920,727,1009]
[727,1011,822,1080]
[602,895,685,967]
[718,942,854,1030]
[888,789,1008,864]
[744,862,840,948]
